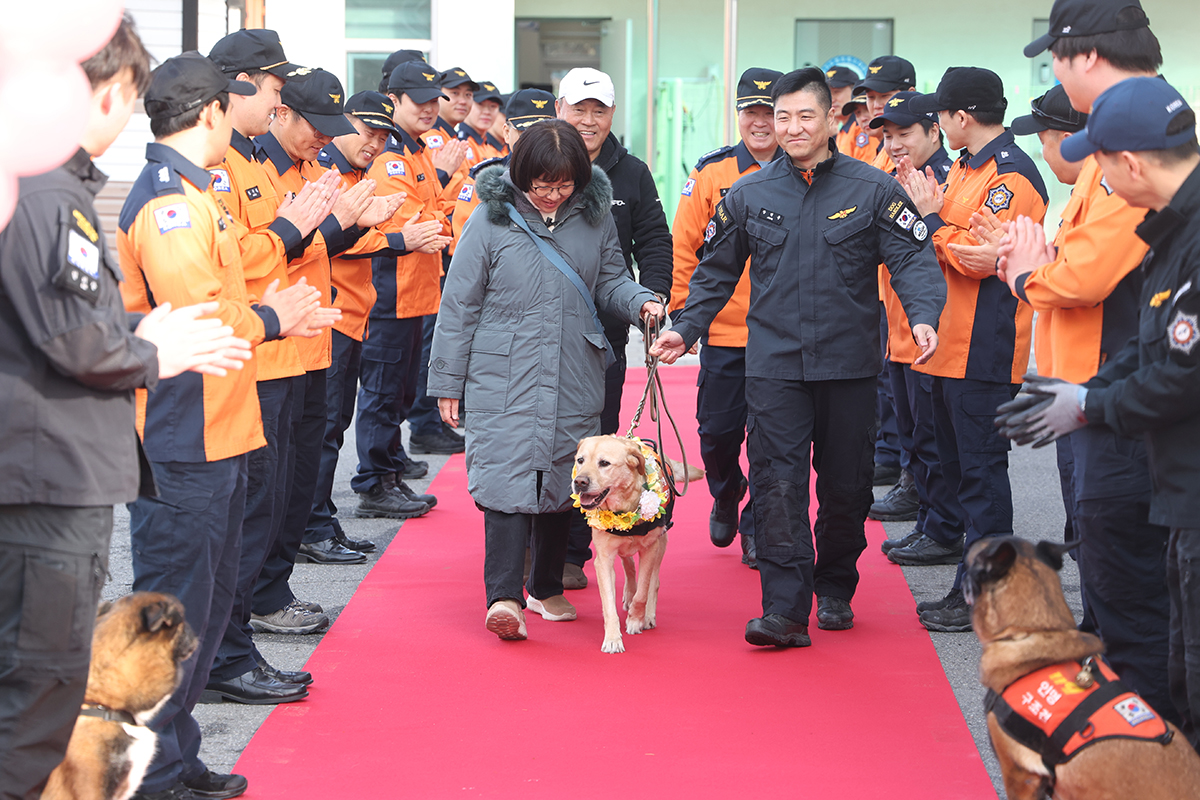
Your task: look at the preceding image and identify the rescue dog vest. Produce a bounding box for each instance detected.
[985,656,1172,773]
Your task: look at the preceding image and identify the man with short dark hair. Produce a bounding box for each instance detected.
[653,68,945,647]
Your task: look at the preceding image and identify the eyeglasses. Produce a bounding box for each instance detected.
[529,182,574,198]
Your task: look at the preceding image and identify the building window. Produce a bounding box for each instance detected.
[346,0,431,40]
[794,19,893,73]
[348,51,429,96]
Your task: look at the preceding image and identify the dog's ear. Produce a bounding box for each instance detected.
[978,538,1018,583]
[1034,540,1077,572]
[625,441,646,476]
[141,600,177,633]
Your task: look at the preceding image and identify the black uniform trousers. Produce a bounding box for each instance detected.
[484,506,571,608]
[210,377,296,682]
[253,368,325,617]
[696,344,754,536]
[1167,527,1200,749]
[928,376,1019,590]
[886,362,964,545]
[130,455,246,793]
[565,326,629,567]
[351,317,423,495]
[0,504,112,800]
[305,331,363,545]
[747,376,875,623]
[1071,426,1175,725]
[408,269,448,438]
[874,305,901,471]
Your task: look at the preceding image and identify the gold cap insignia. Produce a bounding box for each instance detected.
[329,94,341,103]
[827,206,857,220]
[531,99,548,109]
[753,80,771,90]
[1150,289,1172,308]
[383,102,393,113]
[455,70,465,76]
[423,73,435,81]
[826,69,836,78]
[869,65,882,74]
[484,84,495,91]
[888,97,904,107]
[287,66,313,77]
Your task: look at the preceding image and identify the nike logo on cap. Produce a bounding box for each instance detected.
[583,80,599,85]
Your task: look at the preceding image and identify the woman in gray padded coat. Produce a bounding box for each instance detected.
[428,120,663,641]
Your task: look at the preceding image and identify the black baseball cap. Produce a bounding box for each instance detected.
[908,67,1008,115]
[474,81,503,106]
[1024,0,1151,57]
[1011,85,1088,135]
[145,51,255,120]
[859,56,916,93]
[736,68,784,110]
[382,49,426,79]
[207,29,303,79]
[387,60,447,103]
[440,67,479,92]
[344,91,401,136]
[841,93,867,117]
[279,68,356,138]
[1061,77,1194,162]
[869,92,939,129]
[824,66,860,89]
[505,88,556,129]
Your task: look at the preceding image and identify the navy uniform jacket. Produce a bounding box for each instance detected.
[673,142,946,382]
[0,148,159,505]
[1083,162,1200,527]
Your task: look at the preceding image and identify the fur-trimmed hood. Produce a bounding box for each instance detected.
[476,164,613,227]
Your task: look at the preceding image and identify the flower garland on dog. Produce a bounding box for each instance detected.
[571,438,672,532]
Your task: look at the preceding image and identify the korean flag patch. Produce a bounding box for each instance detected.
[153,203,191,233]
[211,169,232,193]
[681,178,695,197]
[984,184,1014,214]
[386,160,406,177]
[458,184,474,203]
[66,230,100,278]
[896,207,917,231]
[1169,310,1198,355]
[426,135,444,148]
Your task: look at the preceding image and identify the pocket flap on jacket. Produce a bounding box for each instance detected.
[470,330,515,356]
[745,218,787,246]
[581,331,610,351]
[821,212,873,245]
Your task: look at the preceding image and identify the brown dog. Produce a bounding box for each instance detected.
[43,592,197,800]
[573,435,671,654]
[964,536,1200,800]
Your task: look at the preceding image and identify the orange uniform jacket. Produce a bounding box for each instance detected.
[669,141,779,347]
[913,131,1048,384]
[1013,156,1149,384]
[317,141,411,341]
[836,117,875,163]
[118,142,269,462]
[451,154,506,250]
[421,119,470,221]
[215,130,305,381]
[456,122,506,165]
[366,127,450,320]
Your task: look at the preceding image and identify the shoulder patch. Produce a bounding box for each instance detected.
[695,145,733,170]
[458,184,474,203]
[855,131,869,149]
[66,229,101,278]
[984,184,1014,214]
[681,178,695,197]
[1169,311,1198,355]
[387,160,406,177]
[151,163,184,196]
[153,203,191,234]
[426,134,444,149]
[880,194,928,244]
[211,169,231,193]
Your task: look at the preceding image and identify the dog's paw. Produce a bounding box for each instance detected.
[626,616,646,635]
[622,593,634,612]
[601,637,625,654]
[644,614,656,630]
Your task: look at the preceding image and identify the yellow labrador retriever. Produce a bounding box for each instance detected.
[573,435,672,654]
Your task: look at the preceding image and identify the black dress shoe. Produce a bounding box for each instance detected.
[744,614,811,648]
[201,668,307,705]
[409,429,465,454]
[816,597,854,630]
[259,660,313,686]
[130,784,196,800]
[334,528,376,553]
[297,538,368,564]
[881,527,923,555]
[183,770,248,800]
[740,532,757,570]
[398,459,429,479]
[886,533,964,566]
[869,470,919,521]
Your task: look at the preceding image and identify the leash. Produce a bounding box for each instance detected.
[624,314,691,497]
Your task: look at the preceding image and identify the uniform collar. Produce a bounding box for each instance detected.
[786,140,838,184]
[733,139,781,173]
[963,129,1016,171]
[433,117,456,137]
[1135,162,1200,248]
[229,129,255,162]
[253,130,297,177]
[145,142,213,191]
[320,141,357,176]
[65,147,108,196]
[839,117,856,134]
[486,131,505,152]
[920,146,954,176]
[388,127,424,155]
[456,122,486,146]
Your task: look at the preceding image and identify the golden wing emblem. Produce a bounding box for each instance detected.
[869,65,882,74]
[826,69,836,78]
[753,80,771,90]
[888,96,904,107]
[1150,290,1172,308]
[455,70,465,76]
[422,73,435,81]
[531,99,548,109]
[827,206,857,220]
[382,103,394,113]
[329,94,341,103]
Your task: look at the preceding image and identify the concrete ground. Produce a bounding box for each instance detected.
[102,338,1075,800]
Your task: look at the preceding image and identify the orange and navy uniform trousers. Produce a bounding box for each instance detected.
[306,141,412,544]
[879,147,965,549]
[117,142,272,793]
[1011,155,1175,724]
[208,129,308,684]
[353,126,450,491]
[912,130,1048,586]
[669,140,775,536]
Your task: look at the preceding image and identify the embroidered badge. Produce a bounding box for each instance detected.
[1168,311,1198,354]
[704,220,717,242]
[681,178,695,197]
[426,134,444,148]
[153,203,191,233]
[897,207,917,231]
[386,160,406,177]
[719,187,729,197]
[211,169,231,192]
[245,186,261,200]
[1113,697,1157,727]
[1100,176,1114,196]
[984,184,1014,213]
[1150,290,1171,308]
[855,131,869,148]
[417,173,426,182]
[758,208,783,225]
[156,166,170,183]
[827,206,857,221]
[66,230,100,278]
[72,210,98,243]
[458,184,474,202]
[913,220,929,241]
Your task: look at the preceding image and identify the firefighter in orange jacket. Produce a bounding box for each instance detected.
[458,81,508,163]
[826,65,859,142]
[996,82,1174,724]
[117,53,335,798]
[669,67,782,567]
[352,60,454,512]
[897,68,1048,632]
[836,93,873,163]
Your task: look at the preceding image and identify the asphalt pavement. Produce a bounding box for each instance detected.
[102,338,1075,800]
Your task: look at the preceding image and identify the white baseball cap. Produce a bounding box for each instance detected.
[558,67,615,107]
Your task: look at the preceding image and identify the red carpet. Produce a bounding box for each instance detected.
[235,366,996,799]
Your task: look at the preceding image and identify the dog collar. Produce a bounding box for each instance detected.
[80,703,140,726]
